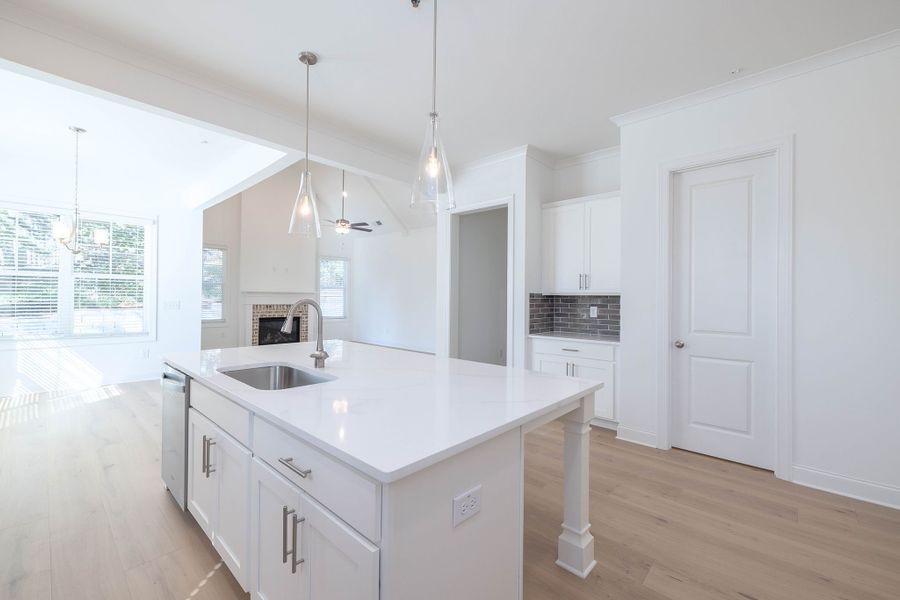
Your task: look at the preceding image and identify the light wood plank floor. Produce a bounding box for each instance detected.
[1,381,898,599]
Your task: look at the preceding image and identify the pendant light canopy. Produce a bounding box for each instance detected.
[288,51,321,238]
[410,0,454,213]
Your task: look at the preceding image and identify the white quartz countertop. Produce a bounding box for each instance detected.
[165,341,601,483]
[529,332,620,345]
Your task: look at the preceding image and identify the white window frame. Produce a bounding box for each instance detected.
[0,199,158,347]
[318,255,349,321]
[201,245,227,325]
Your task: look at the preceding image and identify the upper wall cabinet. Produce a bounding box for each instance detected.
[542,193,621,295]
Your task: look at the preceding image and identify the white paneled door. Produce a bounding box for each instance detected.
[671,155,777,470]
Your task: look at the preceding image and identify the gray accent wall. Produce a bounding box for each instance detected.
[529,293,620,337]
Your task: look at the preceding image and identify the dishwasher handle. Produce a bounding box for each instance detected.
[161,371,186,394]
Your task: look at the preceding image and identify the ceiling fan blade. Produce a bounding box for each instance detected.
[350,222,369,227]
[351,226,373,232]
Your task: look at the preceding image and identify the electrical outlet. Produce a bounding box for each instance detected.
[140,347,151,359]
[452,485,482,527]
[590,305,598,318]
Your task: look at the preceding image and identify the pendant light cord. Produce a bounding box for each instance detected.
[305,59,310,173]
[431,0,437,116]
[341,170,346,218]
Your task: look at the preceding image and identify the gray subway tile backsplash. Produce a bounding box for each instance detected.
[529,293,620,337]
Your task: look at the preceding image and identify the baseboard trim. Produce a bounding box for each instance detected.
[615,425,657,448]
[590,417,618,431]
[792,464,900,510]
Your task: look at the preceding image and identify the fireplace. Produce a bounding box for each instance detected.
[249,303,308,346]
[258,317,300,346]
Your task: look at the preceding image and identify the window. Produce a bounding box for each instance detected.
[201,247,226,321]
[0,203,156,341]
[319,257,347,319]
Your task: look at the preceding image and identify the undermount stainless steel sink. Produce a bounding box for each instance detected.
[220,365,334,391]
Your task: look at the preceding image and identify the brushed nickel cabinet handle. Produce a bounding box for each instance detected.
[579,274,583,290]
[283,506,295,564]
[279,457,312,479]
[585,273,590,289]
[561,348,579,352]
[201,434,208,475]
[291,513,306,573]
[204,437,216,477]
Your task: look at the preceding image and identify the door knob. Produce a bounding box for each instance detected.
[674,340,685,349]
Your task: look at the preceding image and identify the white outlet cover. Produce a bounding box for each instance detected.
[452,484,482,527]
[590,305,598,318]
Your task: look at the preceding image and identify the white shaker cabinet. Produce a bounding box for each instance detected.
[250,457,305,600]
[187,408,251,590]
[542,192,621,295]
[250,457,379,600]
[530,337,617,424]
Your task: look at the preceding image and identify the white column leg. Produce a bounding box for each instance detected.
[556,395,596,578]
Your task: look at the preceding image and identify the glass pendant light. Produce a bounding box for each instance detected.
[288,51,322,238]
[410,0,454,212]
[53,126,86,254]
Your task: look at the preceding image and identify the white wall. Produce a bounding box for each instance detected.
[352,228,436,353]
[457,207,508,365]
[617,44,900,506]
[240,165,318,294]
[201,194,242,349]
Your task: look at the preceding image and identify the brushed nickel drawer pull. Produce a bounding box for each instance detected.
[201,434,208,475]
[279,457,312,479]
[561,348,579,352]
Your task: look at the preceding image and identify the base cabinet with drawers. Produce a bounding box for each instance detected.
[529,337,617,423]
[249,458,379,600]
[184,377,521,599]
[187,381,379,600]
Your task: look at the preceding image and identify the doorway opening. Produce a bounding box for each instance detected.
[454,206,510,366]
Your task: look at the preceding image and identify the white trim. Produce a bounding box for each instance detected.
[656,136,795,480]
[615,426,657,448]
[793,465,900,510]
[589,417,618,432]
[543,190,621,210]
[455,146,529,172]
[554,146,620,169]
[611,29,900,127]
[448,195,516,367]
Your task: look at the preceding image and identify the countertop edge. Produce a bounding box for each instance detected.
[528,333,620,345]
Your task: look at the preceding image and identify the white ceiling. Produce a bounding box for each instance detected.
[7,0,900,163]
[0,67,284,212]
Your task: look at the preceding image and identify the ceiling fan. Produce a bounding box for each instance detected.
[325,170,373,234]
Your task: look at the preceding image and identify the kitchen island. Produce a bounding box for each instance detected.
[165,340,601,599]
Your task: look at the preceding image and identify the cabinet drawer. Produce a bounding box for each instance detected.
[531,338,616,361]
[252,417,381,542]
[190,381,251,447]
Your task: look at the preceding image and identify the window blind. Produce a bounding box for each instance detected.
[0,207,62,338]
[72,220,146,335]
[201,247,225,321]
[319,257,347,319]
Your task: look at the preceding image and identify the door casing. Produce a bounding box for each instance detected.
[656,136,794,480]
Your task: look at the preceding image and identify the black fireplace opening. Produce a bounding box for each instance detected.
[258,317,300,345]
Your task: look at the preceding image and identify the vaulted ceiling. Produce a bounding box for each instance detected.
[5,0,900,163]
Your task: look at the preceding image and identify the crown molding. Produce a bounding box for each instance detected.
[554,146,620,169]
[611,28,900,128]
[455,145,530,171]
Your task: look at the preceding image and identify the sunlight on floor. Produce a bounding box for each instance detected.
[0,384,122,429]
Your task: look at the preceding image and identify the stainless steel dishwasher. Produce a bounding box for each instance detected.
[161,364,190,510]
